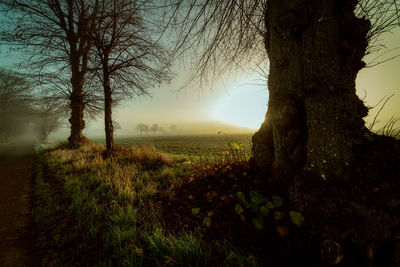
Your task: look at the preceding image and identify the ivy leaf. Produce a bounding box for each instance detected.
[203,217,212,227]
[235,204,244,214]
[274,211,284,220]
[266,201,275,209]
[290,211,304,226]
[250,203,260,213]
[237,192,246,202]
[249,191,264,204]
[191,207,200,216]
[260,206,269,217]
[252,216,264,229]
[272,196,282,208]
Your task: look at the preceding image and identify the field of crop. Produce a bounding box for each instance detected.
[99,133,253,158]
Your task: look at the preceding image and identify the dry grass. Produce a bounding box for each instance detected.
[130,145,173,165]
[49,143,170,202]
[50,143,105,163]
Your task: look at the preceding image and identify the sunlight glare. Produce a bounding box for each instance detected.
[211,85,268,130]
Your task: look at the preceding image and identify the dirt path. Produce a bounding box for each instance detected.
[0,143,34,266]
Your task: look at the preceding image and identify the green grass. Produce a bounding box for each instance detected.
[103,133,253,159]
[32,136,259,266]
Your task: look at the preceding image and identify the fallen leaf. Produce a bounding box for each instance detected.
[276,226,288,237]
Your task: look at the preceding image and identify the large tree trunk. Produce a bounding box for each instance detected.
[65,1,97,148]
[253,0,370,184]
[68,69,87,147]
[251,1,400,262]
[103,69,114,152]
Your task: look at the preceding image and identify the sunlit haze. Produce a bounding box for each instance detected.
[209,84,267,129]
[79,71,268,138]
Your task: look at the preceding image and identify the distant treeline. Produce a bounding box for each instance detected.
[0,69,62,143]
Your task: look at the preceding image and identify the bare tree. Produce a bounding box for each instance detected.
[169,124,177,132]
[91,0,171,151]
[150,123,159,135]
[34,100,63,142]
[0,69,33,142]
[0,0,100,147]
[37,69,103,122]
[136,123,149,136]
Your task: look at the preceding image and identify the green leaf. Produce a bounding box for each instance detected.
[249,191,264,204]
[290,211,304,226]
[266,201,275,209]
[203,217,212,227]
[274,211,284,220]
[272,196,282,208]
[260,206,269,217]
[252,216,264,229]
[250,203,260,213]
[191,207,200,216]
[237,192,246,202]
[235,204,244,214]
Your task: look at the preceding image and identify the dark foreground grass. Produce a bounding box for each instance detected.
[32,142,264,266]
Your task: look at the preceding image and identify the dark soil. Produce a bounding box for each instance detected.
[0,143,35,266]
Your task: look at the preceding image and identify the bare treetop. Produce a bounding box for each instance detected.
[164,0,399,85]
[92,0,172,101]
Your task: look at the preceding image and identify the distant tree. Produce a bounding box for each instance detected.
[136,123,149,136]
[110,120,122,139]
[169,124,177,132]
[91,0,171,151]
[0,0,100,147]
[0,69,33,142]
[150,123,159,135]
[35,101,63,142]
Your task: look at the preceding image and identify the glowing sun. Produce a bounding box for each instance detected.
[210,85,268,130]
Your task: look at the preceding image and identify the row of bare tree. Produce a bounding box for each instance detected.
[0,0,171,151]
[135,123,178,136]
[0,69,62,142]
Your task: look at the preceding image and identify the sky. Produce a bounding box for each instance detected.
[0,12,399,140]
[356,28,400,129]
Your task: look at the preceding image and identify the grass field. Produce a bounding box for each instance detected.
[96,133,253,159]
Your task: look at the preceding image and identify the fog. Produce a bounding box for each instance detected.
[0,112,61,144]
[49,119,254,142]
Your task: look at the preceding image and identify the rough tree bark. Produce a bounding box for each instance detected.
[68,68,87,146]
[103,63,114,151]
[252,0,370,184]
[251,2,400,262]
[66,0,98,147]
